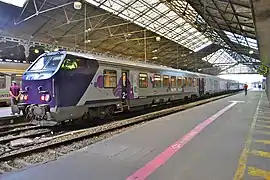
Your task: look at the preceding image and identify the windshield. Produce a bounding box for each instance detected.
[29,54,63,71]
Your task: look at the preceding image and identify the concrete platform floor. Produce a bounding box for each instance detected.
[0,107,16,118]
[1,91,270,180]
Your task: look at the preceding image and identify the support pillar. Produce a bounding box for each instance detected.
[23,44,30,63]
[266,73,270,102]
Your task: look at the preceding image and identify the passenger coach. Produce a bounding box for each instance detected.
[17,51,243,126]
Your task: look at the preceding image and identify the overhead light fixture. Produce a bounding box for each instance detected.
[74,1,82,10]
[152,49,158,53]
[189,51,193,54]
[156,37,161,42]
[0,0,27,7]
[152,56,158,60]
[249,50,254,54]
[34,49,39,54]
[85,28,91,33]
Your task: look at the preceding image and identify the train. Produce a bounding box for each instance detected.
[16,51,244,126]
[0,62,29,105]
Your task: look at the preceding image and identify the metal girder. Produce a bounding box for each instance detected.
[15,0,74,25]
[186,0,257,66]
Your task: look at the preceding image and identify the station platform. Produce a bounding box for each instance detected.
[2,90,270,180]
[0,107,17,119]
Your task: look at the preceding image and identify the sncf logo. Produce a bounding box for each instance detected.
[0,94,9,98]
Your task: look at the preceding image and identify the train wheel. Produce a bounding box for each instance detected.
[191,95,197,102]
[104,106,115,120]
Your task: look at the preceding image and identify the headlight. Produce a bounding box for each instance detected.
[20,95,24,101]
[23,95,28,101]
[45,94,51,102]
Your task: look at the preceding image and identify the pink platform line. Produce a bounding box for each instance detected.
[126,101,237,180]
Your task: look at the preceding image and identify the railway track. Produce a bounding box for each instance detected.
[0,92,238,174]
[0,115,27,127]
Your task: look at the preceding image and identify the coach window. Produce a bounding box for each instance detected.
[103,70,117,88]
[184,77,188,86]
[177,77,182,87]
[0,75,5,89]
[139,73,148,88]
[163,75,169,87]
[153,74,161,88]
[171,76,176,87]
[188,77,193,86]
[193,78,197,87]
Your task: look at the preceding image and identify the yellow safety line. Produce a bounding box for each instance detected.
[233,93,262,180]
[257,115,270,119]
[254,140,270,145]
[256,130,270,135]
[250,150,270,158]
[256,124,270,129]
[248,167,270,178]
[257,120,270,124]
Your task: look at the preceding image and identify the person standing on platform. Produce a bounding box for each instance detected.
[9,81,20,115]
[244,83,248,96]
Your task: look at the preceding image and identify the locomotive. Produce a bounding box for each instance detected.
[16,51,243,126]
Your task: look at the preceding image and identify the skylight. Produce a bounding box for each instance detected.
[219,64,255,75]
[224,31,258,50]
[202,49,237,70]
[0,0,27,7]
[86,0,212,52]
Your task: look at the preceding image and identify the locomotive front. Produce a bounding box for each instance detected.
[18,51,66,125]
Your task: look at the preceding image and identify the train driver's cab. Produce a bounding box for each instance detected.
[23,52,65,80]
[61,58,79,70]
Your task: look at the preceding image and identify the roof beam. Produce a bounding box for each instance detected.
[191,1,253,20]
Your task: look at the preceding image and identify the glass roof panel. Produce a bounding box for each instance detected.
[156,16,170,24]
[86,0,213,51]
[145,10,160,19]
[155,3,170,13]
[166,10,178,18]
[130,1,148,12]
[219,64,255,74]
[174,27,185,34]
[103,1,123,11]
[224,30,258,50]
[121,9,138,19]
[202,49,237,70]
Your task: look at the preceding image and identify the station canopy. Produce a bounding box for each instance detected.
[0,0,259,75]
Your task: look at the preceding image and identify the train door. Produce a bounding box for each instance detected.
[199,78,204,96]
[121,70,130,107]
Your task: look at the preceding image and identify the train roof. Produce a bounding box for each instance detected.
[66,51,212,78]
[40,51,239,83]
